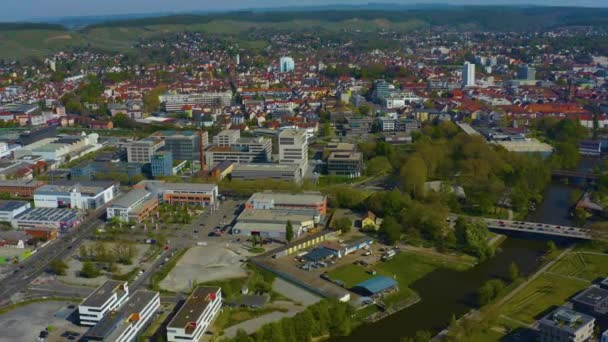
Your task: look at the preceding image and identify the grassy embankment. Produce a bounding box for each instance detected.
[327,250,474,306]
[466,241,608,341]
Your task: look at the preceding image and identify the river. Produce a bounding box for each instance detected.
[335,168,588,341]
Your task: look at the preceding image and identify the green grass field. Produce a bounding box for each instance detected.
[327,251,471,305]
[501,273,588,324]
[549,252,608,282]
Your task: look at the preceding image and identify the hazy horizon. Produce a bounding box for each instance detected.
[2,0,608,22]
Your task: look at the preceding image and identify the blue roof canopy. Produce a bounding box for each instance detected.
[354,276,398,295]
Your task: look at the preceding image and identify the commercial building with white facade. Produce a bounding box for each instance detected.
[212,129,241,146]
[231,163,302,183]
[159,92,232,112]
[12,207,83,231]
[278,128,308,177]
[34,181,118,210]
[0,200,31,222]
[233,191,328,240]
[13,133,102,163]
[126,139,164,163]
[206,129,271,165]
[134,180,219,208]
[167,287,222,342]
[83,290,159,342]
[79,280,130,326]
[106,189,158,223]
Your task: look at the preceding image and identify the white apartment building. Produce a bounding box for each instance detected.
[463,62,476,87]
[78,280,130,326]
[167,287,222,342]
[212,129,241,146]
[83,290,160,342]
[383,92,423,109]
[159,92,232,112]
[278,128,308,176]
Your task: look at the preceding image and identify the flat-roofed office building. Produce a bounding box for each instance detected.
[327,151,363,178]
[167,287,222,342]
[538,307,594,342]
[278,129,308,176]
[231,163,301,183]
[126,139,164,163]
[213,129,240,146]
[83,290,160,342]
[78,280,129,326]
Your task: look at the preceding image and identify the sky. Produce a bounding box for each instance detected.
[2,0,608,22]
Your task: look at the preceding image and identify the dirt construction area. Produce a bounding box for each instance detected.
[160,243,249,292]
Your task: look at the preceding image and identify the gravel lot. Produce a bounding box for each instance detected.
[160,243,249,292]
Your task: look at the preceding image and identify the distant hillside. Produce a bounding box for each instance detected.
[83,7,608,32]
[2,6,608,60]
[0,23,66,31]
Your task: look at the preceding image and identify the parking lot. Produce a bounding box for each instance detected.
[254,232,393,302]
[0,300,86,342]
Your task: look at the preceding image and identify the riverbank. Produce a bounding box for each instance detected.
[332,238,549,342]
[455,242,608,341]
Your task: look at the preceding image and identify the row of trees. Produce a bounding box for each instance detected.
[79,242,137,265]
[227,299,355,342]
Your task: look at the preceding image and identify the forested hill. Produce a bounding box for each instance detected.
[82,6,608,32]
[0,23,66,31]
[2,6,608,60]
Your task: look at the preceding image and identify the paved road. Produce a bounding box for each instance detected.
[0,210,106,307]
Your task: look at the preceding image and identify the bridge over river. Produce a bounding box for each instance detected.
[449,216,593,239]
[483,218,591,239]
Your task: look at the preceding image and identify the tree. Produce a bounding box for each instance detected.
[358,104,372,116]
[81,261,100,278]
[545,240,557,254]
[322,122,332,137]
[454,217,494,261]
[366,156,392,176]
[286,220,294,243]
[574,207,587,226]
[333,217,352,234]
[414,331,432,342]
[380,216,401,245]
[49,259,68,276]
[400,155,427,198]
[508,262,520,282]
[293,309,314,342]
[478,279,505,305]
[143,86,165,113]
[234,329,251,342]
